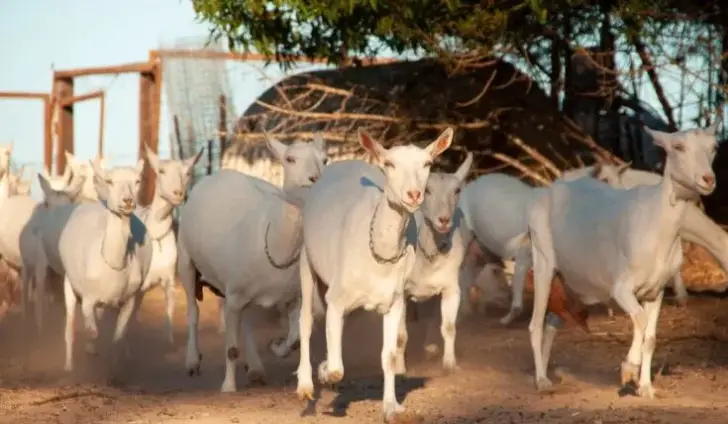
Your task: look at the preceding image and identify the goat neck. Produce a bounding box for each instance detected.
[264,198,304,269]
[144,189,175,241]
[102,207,132,270]
[417,218,453,262]
[369,196,410,264]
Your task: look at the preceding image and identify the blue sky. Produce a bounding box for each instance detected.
[0,1,716,199]
[0,0,330,199]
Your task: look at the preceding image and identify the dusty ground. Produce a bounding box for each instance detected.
[2,288,728,424]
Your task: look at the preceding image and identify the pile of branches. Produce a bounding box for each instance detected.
[229,57,625,185]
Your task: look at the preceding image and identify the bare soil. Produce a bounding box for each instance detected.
[2,288,728,424]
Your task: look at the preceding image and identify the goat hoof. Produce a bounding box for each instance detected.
[297,384,314,401]
[247,369,267,386]
[535,377,555,393]
[620,361,640,386]
[382,401,406,423]
[269,338,292,358]
[220,381,237,393]
[499,307,521,325]
[443,362,460,375]
[638,383,655,399]
[186,364,201,377]
[424,343,439,359]
[318,361,343,384]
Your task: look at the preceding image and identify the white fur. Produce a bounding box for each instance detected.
[526,123,720,398]
[178,132,327,389]
[56,159,152,372]
[397,152,473,374]
[296,128,453,421]
[135,146,202,344]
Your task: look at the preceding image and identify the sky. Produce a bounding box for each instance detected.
[0,0,330,199]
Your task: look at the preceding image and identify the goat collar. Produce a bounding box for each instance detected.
[264,220,302,269]
[368,200,408,265]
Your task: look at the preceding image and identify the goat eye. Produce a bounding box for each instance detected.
[285,156,296,164]
[383,160,394,169]
[159,169,166,175]
[323,158,329,165]
[104,179,113,185]
[425,187,431,195]
[135,179,141,185]
[424,160,433,168]
[454,188,461,195]
[674,144,685,152]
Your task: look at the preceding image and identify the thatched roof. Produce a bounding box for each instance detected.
[231,57,622,185]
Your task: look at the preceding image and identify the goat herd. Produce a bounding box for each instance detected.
[0,121,724,422]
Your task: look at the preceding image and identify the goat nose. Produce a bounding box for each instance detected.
[438,216,450,225]
[703,173,715,187]
[172,189,183,197]
[309,175,318,183]
[406,190,421,203]
[122,197,133,206]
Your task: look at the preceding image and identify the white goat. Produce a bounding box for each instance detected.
[580,162,728,292]
[457,163,630,324]
[396,152,473,374]
[296,128,453,421]
[136,146,202,344]
[56,159,152,371]
[526,124,720,398]
[18,172,84,329]
[9,165,30,196]
[178,133,327,388]
[64,152,103,203]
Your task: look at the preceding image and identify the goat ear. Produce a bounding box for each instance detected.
[645,127,677,151]
[185,148,204,171]
[590,161,604,178]
[312,132,326,152]
[617,161,632,176]
[6,142,12,155]
[357,129,387,163]
[64,150,75,166]
[135,159,145,176]
[454,152,473,182]
[61,161,73,186]
[41,166,52,181]
[705,121,719,137]
[145,145,160,172]
[37,172,53,198]
[89,159,107,181]
[425,127,454,159]
[264,132,288,163]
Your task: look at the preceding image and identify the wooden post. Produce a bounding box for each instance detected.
[206,140,213,175]
[98,92,106,158]
[42,96,53,172]
[218,94,227,166]
[56,77,74,176]
[173,115,183,159]
[138,70,157,206]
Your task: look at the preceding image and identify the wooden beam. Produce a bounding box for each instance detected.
[56,78,74,176]
[218,94,227,166]
[98,92,106,158]
[151,48,398,66]
[0,91,49,100]
[43,97,52,172]
[58,90,103,107]
[54,62,156,79]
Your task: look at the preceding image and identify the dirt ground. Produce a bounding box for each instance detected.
[2,288,728,424]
